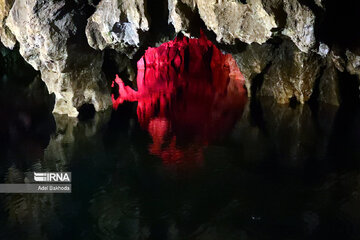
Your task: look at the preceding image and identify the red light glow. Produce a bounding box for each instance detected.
[112,33,247,168]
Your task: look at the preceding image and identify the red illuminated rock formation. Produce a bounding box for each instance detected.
[112,33,247,167]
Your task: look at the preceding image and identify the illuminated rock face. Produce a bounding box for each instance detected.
[0,0,16,49]
[86,0,149,58]
[168,0,277,45]
[260,40,322,104]
[112,34,247,166]
[5,0,112,117]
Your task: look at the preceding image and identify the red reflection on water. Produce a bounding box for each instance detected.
[112,33,247,167]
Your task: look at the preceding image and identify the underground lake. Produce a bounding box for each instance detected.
[2,0,360,238]
[1,32,360,239]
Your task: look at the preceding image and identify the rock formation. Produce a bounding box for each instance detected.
[0,0,16,49]
[6,0,111,117]
[318,48,344,106]
[86,0,149,57]
[40,52,111,117]
[1,0,360,117]
[233,43,275,96]
[346,50,360,80]
[282,0,316,53]
[112,34,247,165]
[168,0,277,44]
[260,40,322,104]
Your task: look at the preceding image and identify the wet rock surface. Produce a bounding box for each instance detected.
[233,43,275,96]
[318,50,343,106]
[260,40,322,104]
[346,50,360,80]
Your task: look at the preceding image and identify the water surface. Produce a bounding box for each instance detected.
[1,45,360,240]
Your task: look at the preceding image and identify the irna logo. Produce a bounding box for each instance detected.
[34,172,71,182]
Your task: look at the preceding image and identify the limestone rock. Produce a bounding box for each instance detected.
[41,51,111,117]
[0,41,36,80]
[319,66,340,106]
[331,50,346,73]
[6,0,111,117]
[282,0,316,53]
[107,51,136,82]
[86,0,149,57]
[346,50,360,79]
[168,0,277,44]
[6,0,76,72]
[260,40,322,104]
[261,0,316,52]
[314,0,323,8]
[318,66,340,106]
[318,43,330,58]
[318,50,343,106]
[168,0,197,36]
[261,0,285,21]
[233,43,274,96]
[0,0,16,49]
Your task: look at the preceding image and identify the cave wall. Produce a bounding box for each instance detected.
[1,0,360,117]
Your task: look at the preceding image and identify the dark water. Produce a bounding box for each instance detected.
[1,78,360,240]
[2,49,360,239]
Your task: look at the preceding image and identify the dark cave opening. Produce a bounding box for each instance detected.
[78,103,96,121]
[338,71,360,106]
[319,0,360,52]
